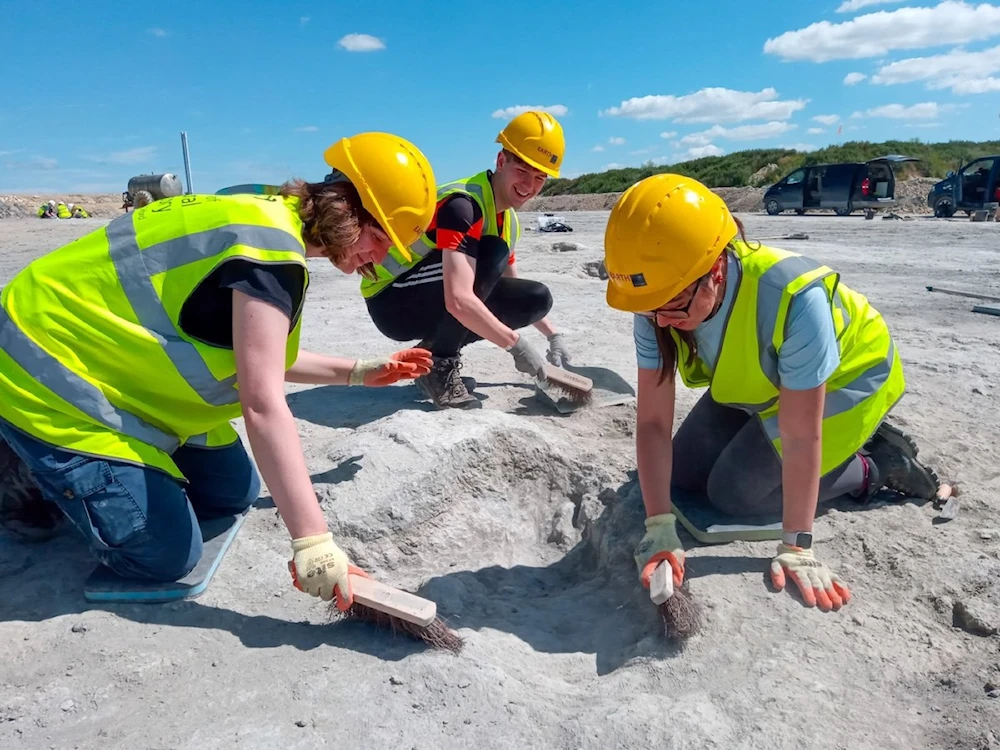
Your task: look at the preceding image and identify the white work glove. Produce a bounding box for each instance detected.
[288,532,356,610]
[546,333,571,367]
[507,335,546,376]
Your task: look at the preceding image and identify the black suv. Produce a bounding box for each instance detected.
[926,155,999,217]
[763,155,919,216]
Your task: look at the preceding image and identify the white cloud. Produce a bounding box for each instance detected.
[906,122,944,128]
[851,102,955,119]
[679,121,796,146]
[300,16,310,25]
[836,0,904,12]
[679,144,725,160]
[591,145,605,152]
[781,143,818,152]
[871,44,1000,94]
[148,28,168,37]
[3,156,59,171]
[491,104,569,119]
[608,136,626,145]
[807,127,826,134]
[294,125,319,132]
[812,114,840,125]
[763,1,1000,62]
[659,130,678,139]
[337,33,385,52]
[83,146,157,165]
[603,162,625,170]
[844,72,868,85]
[601,87,807,123]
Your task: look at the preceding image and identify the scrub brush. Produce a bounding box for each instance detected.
[649,561,702,642]
[326,571,464,653]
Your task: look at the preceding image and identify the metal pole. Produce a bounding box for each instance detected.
[180,131,194,194]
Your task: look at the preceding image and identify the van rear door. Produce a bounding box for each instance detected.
[865,155,920,201]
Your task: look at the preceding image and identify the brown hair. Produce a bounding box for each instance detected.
[653,216,757,384]
[280,178,379,280]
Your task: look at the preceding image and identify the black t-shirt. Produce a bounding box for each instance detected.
[178,260,306,348]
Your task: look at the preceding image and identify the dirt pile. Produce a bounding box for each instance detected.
[525,178,939,215]
[0,193,124,220]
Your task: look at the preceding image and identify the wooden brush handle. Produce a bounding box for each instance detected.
[349,574,437,627]
[540,364,593,392]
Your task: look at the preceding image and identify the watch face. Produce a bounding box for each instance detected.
[797,532,813,548]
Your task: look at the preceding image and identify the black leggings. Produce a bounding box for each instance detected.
[672,391,867,517]
[366,237,553,358]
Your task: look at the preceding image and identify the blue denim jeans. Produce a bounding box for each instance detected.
[0,419,261,582]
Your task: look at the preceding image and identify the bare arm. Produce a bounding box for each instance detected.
[443,250,518,349]
[635,368,677,517]
[232,291,326,539]
[777,383,826,533]
[283,349,357,385]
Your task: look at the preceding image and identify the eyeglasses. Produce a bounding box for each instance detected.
[638,275,706,322]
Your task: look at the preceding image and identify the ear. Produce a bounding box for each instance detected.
[496,150,505,171]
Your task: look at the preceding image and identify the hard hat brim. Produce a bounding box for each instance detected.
[606,279,688,314]
[496,135,561,178]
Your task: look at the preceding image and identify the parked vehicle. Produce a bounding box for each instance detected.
[763,155,919,216]
[926,155,1000,218]
[536,213,573,232]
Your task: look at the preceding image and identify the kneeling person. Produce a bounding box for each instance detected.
[361,111,573,408]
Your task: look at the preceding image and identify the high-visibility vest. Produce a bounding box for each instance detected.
[359,170,521,299]
[0,193,310,479]
[672,241,905,476]
[56,203,71,219]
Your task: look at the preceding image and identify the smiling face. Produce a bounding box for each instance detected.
[330,223,391,276]
[492,150,548,211]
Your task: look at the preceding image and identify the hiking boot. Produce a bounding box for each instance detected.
[415,355,480,409]
[864,421,939,500]
[0,440,65,542]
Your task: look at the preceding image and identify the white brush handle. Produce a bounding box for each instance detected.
[649,561,674,605]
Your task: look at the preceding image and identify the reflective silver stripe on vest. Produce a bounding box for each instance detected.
[758,340,896,444]
[0,306,180,454]
[106,215,303,407]
[380,180,493,279]
[755,254,827,389]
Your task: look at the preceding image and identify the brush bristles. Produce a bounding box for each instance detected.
[658,585,702,641]
[327,601,465,653]
[548,383,593,406]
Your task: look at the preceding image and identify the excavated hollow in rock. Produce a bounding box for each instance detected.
[306,408,666,653]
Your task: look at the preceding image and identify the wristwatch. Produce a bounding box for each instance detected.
[782,530,813,549]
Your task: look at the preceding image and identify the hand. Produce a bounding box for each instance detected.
[770,543,850,611]
[633,512,686,589]
[508,335,545,376]
[288,532,357,610]
[348,347,433,386]
[546,333,571,367]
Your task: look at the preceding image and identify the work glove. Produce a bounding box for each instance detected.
[288,532,357,610]
[633,512,686,589]
[508,335,546,377]
[770,543,851,612]
[348,347,433,386]
[546,333,572,367]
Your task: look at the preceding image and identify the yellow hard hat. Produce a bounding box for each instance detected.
[603,174,738,313]
[495,111,565,178]
[323,132,437,262]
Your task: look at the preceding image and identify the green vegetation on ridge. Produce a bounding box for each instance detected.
[541,139,1000,196]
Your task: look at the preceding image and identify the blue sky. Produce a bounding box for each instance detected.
[2,0,1000,194]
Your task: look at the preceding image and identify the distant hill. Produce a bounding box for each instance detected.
[542,139,1000,196]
